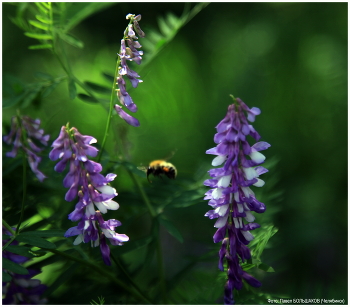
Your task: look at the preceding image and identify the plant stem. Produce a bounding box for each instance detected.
[155,220,167,304]
[48,249,151,304]
[16,154,27,235]
[110,252,153,304]
[124,167,156,218]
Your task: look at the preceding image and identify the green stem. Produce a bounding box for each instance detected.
[155,219,167,304]
[97,18,134,163]
[2,219,16,251]
[48,249,150,304]
[16,154,27,235]
[110,252,153,304]
[124,167,156,217]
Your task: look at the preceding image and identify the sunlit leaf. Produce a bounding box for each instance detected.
[24,32,53,40]
[35,14,51,24]
[29,20,48,31]
[28,44,53,50]
[58,32,84,49]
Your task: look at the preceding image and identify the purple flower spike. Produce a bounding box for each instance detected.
[204,96,270,304]
[50,124,128,265]
[114,13,146,127]
[3,115,50,182]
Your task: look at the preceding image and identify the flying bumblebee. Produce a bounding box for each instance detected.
[138,160,177,183]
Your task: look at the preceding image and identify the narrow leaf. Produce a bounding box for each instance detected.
[2,91,27,108]
[5,245,34,258]
[21,230,65,238]
[68,78,76,99]
[2,258,29,275]
[58,32,84,49]
[84,81,111,94]
[258,263,275,272]
[34,2,48,14]
[117,236,153,255]
[29,20,48,31]
[35,14,52,24]
[102,72,114,83]
[3,272,12,283]
[42,82,59,97]
[77,93,99,103]
[33,71,52,80]
[24,32,52,40]
[15,234,56,249]
[21,87,41,108]
[159,217,183,243]
[28,44,52,50]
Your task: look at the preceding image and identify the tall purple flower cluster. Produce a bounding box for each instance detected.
[115,13,146,127]
[2,227,47,304]
[3,115,50,182]
[49,125,129,265]
[204,97,270,304]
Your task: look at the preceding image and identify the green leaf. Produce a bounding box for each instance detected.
[122,161,147,178]
[15,234,56,249]
[158,217,183,243]
[34,2,48,15]
[2,258,29,275]
[24,32,53,40]
[33,71,52,80]
[42,82,59,97]
[29,20,48,31]
[77,93,99,103]
[58,32,84,49]
[4,245,34,258]
[84,81,111,94]
[21,87,41,108]
[2,91,27,108]
[68,78,76,99]
[63,3,116,32]
[2,271,12,283]
[28,44,53,50]
[258,263,275,272]
[117,236,153,255]
[35,14,52,24]
[21,229,65,238]
[102,72,114,83]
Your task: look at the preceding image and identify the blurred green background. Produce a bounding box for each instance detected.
[2,2,347,303]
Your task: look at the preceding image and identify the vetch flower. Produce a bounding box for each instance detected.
[49,124,129,265]
[204,96,270,304]
[114,13,146,127]
[3,115,50,181]
[2,227,47,304]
